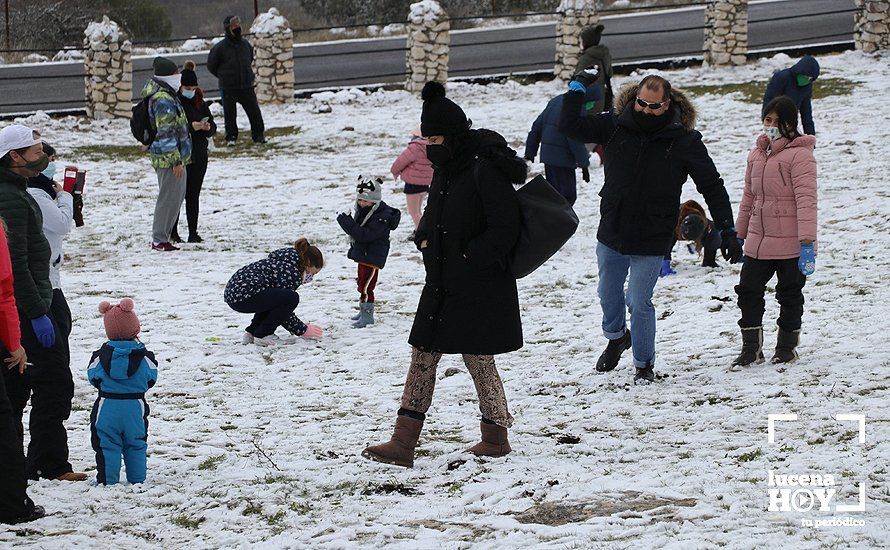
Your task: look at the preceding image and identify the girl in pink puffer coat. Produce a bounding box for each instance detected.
[390,128,433,235]
[733,96,817,368]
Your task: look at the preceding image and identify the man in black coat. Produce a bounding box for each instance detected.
[363,82,523,468]
[559,73,742,383]
[207,15,265,145]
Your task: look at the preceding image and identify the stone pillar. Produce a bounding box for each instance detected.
[555,0,599,80]
[854,0,890,53]
[406,0,449,93]
[703,0,749,66]
[83,16,132,120]
[250,8,295,104]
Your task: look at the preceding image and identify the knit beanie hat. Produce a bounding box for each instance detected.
[153,56,177,77]
[180,60,198,86]
[356,175,383,203]
[99,298,141,341]
[581,24,605,49]
[420,81,470,137]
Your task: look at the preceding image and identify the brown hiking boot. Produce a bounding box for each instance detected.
[468,422,512,457]
[56,471,88,481]
[362,415,423,468]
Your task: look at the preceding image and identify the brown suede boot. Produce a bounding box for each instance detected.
[362,415,423,468]
[468,422,512,457]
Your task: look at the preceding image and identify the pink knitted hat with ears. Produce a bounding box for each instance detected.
[98,298,141,340]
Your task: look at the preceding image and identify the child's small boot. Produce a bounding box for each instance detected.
[353,302,375,328]
[350,301,362,321]
[772,328,800,364]
[733,326,764,366]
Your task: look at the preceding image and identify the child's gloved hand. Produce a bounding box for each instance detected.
[302,323,323,339]
[659,259,676,278]
[336,212,353,231]
[798,243,816,276]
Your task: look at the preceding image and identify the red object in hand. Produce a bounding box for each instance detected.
[63,166,78,193]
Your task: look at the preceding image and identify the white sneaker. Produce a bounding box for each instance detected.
[241,331,255,345]
[254,334,297,347]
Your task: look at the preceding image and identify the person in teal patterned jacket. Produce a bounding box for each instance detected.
[142,57,192,252]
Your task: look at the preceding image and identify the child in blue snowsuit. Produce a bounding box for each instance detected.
[88,298,157,485]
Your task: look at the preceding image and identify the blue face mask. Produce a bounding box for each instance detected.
[181,89,196,99]
[303,272,313,284]
[41,161,57,180]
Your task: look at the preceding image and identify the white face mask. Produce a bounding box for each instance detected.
[763,125,780,141]
[155,74,182,91]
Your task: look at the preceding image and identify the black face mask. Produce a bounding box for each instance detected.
[426,143,452,167]
[232,27,242,40]
[632,109,669,134]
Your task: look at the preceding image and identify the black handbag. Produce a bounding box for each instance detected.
[475,167,579,279]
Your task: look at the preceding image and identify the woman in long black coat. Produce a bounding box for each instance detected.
[363,82,525,468]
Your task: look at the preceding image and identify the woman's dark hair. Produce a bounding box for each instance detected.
[294,238,324,270]
[762,96,801,140]
[42,142,56,157]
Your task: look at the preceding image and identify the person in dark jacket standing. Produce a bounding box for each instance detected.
[363,82,523,468]
[763,55,819,135]
[207,15,265,145]
[0,124,86,482]
[559,73,743,383]
[337,176,401,328]
[574,24,613,114]
[171,60,216,244]
[524,88,596,205]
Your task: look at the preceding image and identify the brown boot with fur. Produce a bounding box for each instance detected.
[362,415,423,468]
[468,421,512,457]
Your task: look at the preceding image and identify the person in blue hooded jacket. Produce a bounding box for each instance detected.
[87,298,157,485]
[524,86,598,205]
[763,55,820,135]
[337,176,401,328]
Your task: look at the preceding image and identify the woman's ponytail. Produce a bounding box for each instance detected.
[294,238,324,270]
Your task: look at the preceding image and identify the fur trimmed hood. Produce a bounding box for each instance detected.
[614,83,697,131]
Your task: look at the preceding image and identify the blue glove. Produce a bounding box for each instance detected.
[336,212,353,232]
[799,243,815,276]
[659,259,676,278]
[31,315,56,348]
[568,80,586,94]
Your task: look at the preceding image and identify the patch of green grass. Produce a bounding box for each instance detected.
[220,424,236,431]
[737,448,763,463]
[265,125,302,139]
[172,515,205,529]
[447,482,463,495]
[243,503,263,516]
[70,144,145,162]
[692,395,732,407]
[677,450,693,459]
[198,455,224,471]
[290,501,312,514]
[682,77,858,104]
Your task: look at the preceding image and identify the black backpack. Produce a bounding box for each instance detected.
[474,165,579,279]
[130,94,157,146]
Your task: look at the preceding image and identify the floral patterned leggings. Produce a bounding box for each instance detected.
[400,347,514,428]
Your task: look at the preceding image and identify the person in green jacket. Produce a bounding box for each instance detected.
[0,124,86,483]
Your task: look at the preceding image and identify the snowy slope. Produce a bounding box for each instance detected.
[3,50,888,548]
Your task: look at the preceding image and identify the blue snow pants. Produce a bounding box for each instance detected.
[89,395,149,485]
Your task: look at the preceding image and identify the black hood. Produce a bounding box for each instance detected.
[445,128,527,184]
[224,15,240,41]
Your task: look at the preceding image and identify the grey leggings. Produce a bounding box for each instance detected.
[400,347,514,428]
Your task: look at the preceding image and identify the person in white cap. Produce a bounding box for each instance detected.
[0,124,87,484]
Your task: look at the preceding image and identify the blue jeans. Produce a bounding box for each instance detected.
[596,242,663,369]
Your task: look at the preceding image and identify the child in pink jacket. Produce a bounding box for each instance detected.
[733,96,817,367]
[390,127,433,237]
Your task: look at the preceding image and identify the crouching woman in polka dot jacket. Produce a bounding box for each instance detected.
[224,238,325,346]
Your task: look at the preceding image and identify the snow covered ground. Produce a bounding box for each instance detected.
[3,50,889,548]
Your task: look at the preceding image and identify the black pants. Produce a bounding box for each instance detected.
[173,149,208,239]
[735,256,807,331]
[0,351,33,522]
[544,165,577,206]
[221,88,265,142]
[228,289,299,338]
[8,289,74,480]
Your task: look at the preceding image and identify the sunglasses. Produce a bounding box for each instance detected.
[636,97,668,110]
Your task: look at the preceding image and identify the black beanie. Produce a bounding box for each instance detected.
[181,69,198,87]
[152,56,177,77]
[581,24,605,49]
[420,81,470,137]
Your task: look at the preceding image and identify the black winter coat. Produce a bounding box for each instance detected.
[0,167,53,319]
[339,201,401,270]
[207,17,255,91]
[177,90,217,159]
[559,84,735,256]
[409,129,524,355]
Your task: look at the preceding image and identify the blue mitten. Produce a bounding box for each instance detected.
[31,315,56,348]
[798,243,815,276]
[659,259,676,278]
